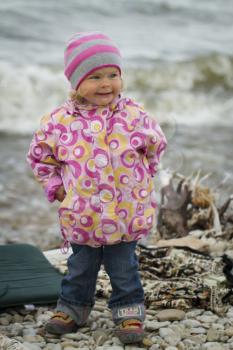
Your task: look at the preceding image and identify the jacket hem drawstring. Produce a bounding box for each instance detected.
[60,239,70,254]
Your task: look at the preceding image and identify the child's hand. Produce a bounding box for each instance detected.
[55,186,66,202]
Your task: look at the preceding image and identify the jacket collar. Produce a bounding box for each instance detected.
[64,94,125,118]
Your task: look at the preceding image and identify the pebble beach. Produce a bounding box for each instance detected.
[2,298,233,349]
[1,242,233,350]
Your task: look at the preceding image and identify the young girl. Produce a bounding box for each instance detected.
[27,31,167,344]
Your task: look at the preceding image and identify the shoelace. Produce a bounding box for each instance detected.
[119,319,143,329]
[0,335,27,350]
[51,311,74,322]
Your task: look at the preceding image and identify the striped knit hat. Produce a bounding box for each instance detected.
[64,32,122,90]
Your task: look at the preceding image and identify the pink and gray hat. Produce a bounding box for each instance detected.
[64,32,122,90]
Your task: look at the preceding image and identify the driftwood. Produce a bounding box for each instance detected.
[157,171,233,244]
[157,178,192,238]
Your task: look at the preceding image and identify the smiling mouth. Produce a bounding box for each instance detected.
[96,92,112,96]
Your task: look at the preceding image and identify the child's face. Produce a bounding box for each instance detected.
[77,66,122,106]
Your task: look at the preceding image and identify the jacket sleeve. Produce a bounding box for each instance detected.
[27,114,63,202]
[140,112,167,177]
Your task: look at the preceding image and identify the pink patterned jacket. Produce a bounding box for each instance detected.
[27,96,167,247]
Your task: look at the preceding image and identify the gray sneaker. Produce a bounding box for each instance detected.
[115,318,145,344]
[45,311,78,335]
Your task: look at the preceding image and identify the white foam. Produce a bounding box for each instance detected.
[0,63,69,134]
[0,61,232,135]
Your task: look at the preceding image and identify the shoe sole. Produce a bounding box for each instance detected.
[115,329,145,344]
[45,322,78,335]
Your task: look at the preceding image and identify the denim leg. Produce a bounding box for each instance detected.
[103,241,144,310]
[59,244,102,307]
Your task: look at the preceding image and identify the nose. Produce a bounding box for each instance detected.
[100,76,110,87]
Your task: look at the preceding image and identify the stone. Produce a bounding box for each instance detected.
[182,339,197,347]
[23,314,35,322]
[125,347,146,350]
[202,342,224,350]
[22,343,41,350]
[185,334,207,344]
[0,314,11,325]
[151,335,164,344]
[62,332,89,341]
[145,320,171,330]
[211,323,224,331]
[186,309,204,318]
[181,319,202,328]
[0,335,28,350]
[159,328,181,346]
[190,327,207,334]
[43,344,62,350]
[13,314,24,323]
[177,343,185,350]
[92,330,109,346]
[22,327,37,336]
[197,315,219,323]
[142,337,154,347]
[90,321,98,331]
[10,323,24,336]
[156,309,186,322]
[170,324,188,339]
[23,335,44,343]
[61,340,80,347]
[36,312,53,324]
[150,345,160,350]
[225,327,233,337]
[207,327,221,342]
[99,347,124,350]
[112,336,123,345]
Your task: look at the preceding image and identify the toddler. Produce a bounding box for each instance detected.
[27,31,167,344]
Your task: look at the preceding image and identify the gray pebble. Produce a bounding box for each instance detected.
[202,342,224,350]
[156,309,185,322]
[159,327,181,346]
[145,320,171,330]
[23,343,41,350]
[190,327,207,334]
[181,319,202,328]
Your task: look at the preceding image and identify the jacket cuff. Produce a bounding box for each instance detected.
[45,176,63,202]
[149,162,157,177]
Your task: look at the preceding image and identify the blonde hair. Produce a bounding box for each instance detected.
[69,90,85,104]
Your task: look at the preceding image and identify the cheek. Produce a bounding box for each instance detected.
[120,79,124,91]
[78,85,89,97]
[113,80,123,93]
[78,82,95,97]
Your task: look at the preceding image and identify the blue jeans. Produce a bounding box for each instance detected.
[58,241,144,311]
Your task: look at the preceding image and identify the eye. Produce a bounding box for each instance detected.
[89,75,100,80]
[109,73,118,78]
